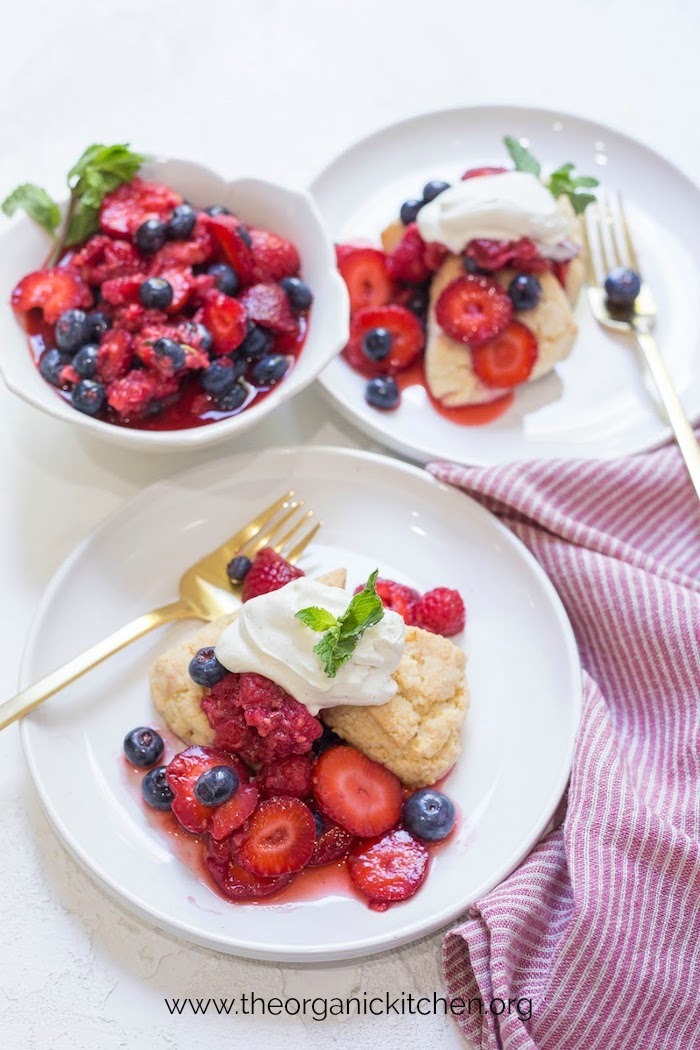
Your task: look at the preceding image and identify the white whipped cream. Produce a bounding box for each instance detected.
[416,171,572,257]
[215,578,405,716]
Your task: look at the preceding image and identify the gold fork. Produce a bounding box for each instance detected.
[583,192,700,501]
[0,490,321,732]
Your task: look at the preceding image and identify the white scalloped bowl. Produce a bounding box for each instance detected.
[0,158,349,452]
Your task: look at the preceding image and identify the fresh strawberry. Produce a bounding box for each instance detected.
[166,745,257,837]
[205,214,254,284]
[414,587,466,637]
[249,229,300,282]
[309,813,355,867]
[96,329,134,383]
[202,290,247,353]
[471,321,538,388]
[312,746,403,837]
[72,236,142,284]
[336,245,392,314]
[106,369,178,418]
[237,796,316,876]
[205,835,293,900]
[100,177,182,237]
[256,754,314,800]
[385,223,430,284]
[347,829,428,905]
[461,166,509,180]
[241,547,304,601]
[344,305,424,377]
[435,274,512,346]
[239,283,297,334]
[11,267,92,323]
[354,578,419,625]
[100,274,144,306]
[464,237,549,274]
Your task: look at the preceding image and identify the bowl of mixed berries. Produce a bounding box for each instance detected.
[0,145,348,450]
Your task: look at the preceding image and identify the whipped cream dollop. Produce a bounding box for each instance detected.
[215,578,405,716]
[416,171,572,257]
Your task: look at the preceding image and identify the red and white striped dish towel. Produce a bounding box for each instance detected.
[428,439,700,1050]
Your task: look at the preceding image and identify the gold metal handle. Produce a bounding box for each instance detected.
[1,600,194,732]
[634,328,700,503]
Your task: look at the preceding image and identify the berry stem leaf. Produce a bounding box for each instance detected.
[1,183,61,236]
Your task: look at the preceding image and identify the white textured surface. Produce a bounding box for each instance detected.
[0,1,698,1047]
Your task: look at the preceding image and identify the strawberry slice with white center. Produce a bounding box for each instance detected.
[166,745,257,836]
[237,796,316,876]
[336,245,392,314]
[11,267,93,323]
[205,835,293,900]
[312,745,403,837]
[435,274,513,347]
[348,829,429,906]
[471,321,538,388]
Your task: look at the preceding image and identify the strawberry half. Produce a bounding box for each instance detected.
[344,304,424,377]
[237,796,316,876]
[348,829,429,905]
[242,548,304,602]
[312,746,403,837]
[471,321,538,388]
[205,835,293,900]
[336,245,392,314]
[205,214,255,284]
[385,223,430,284]
[100,178,182,237]
[461,165,509,180]
[309,813,355,867]
[239,283,297,333]
[202,290,247,353]
[249,229,300,282]
[166,745,257,837]
[435,274,512,347]
[11,267,92,323]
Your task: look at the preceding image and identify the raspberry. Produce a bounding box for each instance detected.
[100,177,182,237]
[256,754,314,800]
[239,283,297,333]
[238,674,323,758]
[148,218,214,267]
[354,578,418,624]
[96,329,134,383]
[241,548,304,601]
[73,236,142,284]
[106,369,178,418]
[464,237,550,274]
[414,588,466,637]
[385,223,430,284]
[100,274,144,306]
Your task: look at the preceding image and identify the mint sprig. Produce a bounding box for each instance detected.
[2,143,149,263]
[295,569,385,678]
[503,135,598,214]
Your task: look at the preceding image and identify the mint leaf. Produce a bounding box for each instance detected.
[297,570,385,678]
[295,607,339,632]
[504,135,541,176]
[547,161,598,214]
[1,183,60,235]
[65,200,100,247]
[68,143,147,190]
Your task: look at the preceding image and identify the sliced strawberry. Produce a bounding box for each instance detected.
[100,274,144,306]
[355,578,419,625]
[209,775,259,841]
[348,829,428,905]
[309,813,355,867]
[205,835,293,900]
[465,237,549,274]
[461,165,509,180]
[385,223,430,284]
[11,267,92,323]
[202,290,248,353]
[237,796,316,876]
[148,217,214,267]
[241,547,304,602]
[312,746,403,837]
[239,283,297,334]
[471,321,538,388]
[100,178,182,237]
[96,329,134,383]
[336,246,392,314]
[344,305,424,377]
[166,745,254,835]
[435,274,513,347]
[205,214,254,284]
[256,754,314,800]
[72,236,142,284]
[250,229,300,282]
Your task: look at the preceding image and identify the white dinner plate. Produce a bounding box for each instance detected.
[311,106,700,465]
[21,446,581,961]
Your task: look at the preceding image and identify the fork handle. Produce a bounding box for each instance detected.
[0,600,194,733]
[634,329,700,502]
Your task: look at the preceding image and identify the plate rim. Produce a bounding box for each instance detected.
[20,444,583,961]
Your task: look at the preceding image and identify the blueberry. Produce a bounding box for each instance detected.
[422,179,451,203]
[71,379,106,416]
[154,337,185,370]
[194,765,239,807]
[226,554,252,584]
[55,309,92,353]
[39,348,70,386]
[139,277,173,310]
[604,266,641,306]
[365,375,399,411]
[313,811,325,837]
[135,218,167,254]
[218,382,248,411]
[280,276,313,311]
[201,360,239,397]
[239,323,274,361]
[142,766,174,811]
[400,198,423,225]
[123,726,165,768]
[362,326,392,362]
[207,262,239,297]
[402,789,455,842]
[251,353,289,387]
[205,204,231,217]
[195,323,213,354]
[405,285,429,319]
[188,646,228,686]
[87,310,112,340]
[73,343,99,378]
[463,254,482,275]
[167,203,197,240]
[508,273,542,311]
[312,725,342,756]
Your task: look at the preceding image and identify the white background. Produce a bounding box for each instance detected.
[0,1,698,1048]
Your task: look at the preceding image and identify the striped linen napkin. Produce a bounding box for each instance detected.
[428,439,700,1050]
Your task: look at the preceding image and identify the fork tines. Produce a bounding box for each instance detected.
[583,190,640,287]
[236,490,321,565]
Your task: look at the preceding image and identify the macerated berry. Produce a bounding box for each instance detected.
[96,329,134,383]
[100,177,182,236]
[355,578,418,624]
[139,276,173,310]
[464,237,549,274]
[73,343,99,379]
[123,726,165,768]
[385,223,430,284]
[194,765,239,806]
[251,353,288,387]
[256,754,314,800]
[249,229,300,283]
[218,383,248,411]
[39,349,71,387]
[312,746,403,837]
[166,745,256,837]
[55,309,92,353]
[204,835,293,900]
[202,290,248,354]
[435,274,513,346]
[11,267,92,323]
[471,321,538,389]
[239,283,297,333]
[71,379,106,416]
[414,587,466,636]
[136,218,168,254]
[309,813,354,866]
[142,766,174,811]
[345,305,424,377]
[189,646,229,687]
[237,797,316,876]
[336,245,392,314]
[362,326,392,362]
[280,276,313,312]
[167,203,197,240]
[348,829,428,905]
[242,548,304,602]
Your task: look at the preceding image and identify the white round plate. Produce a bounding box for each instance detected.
[311,106,700,465]
[21,446,581,961]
